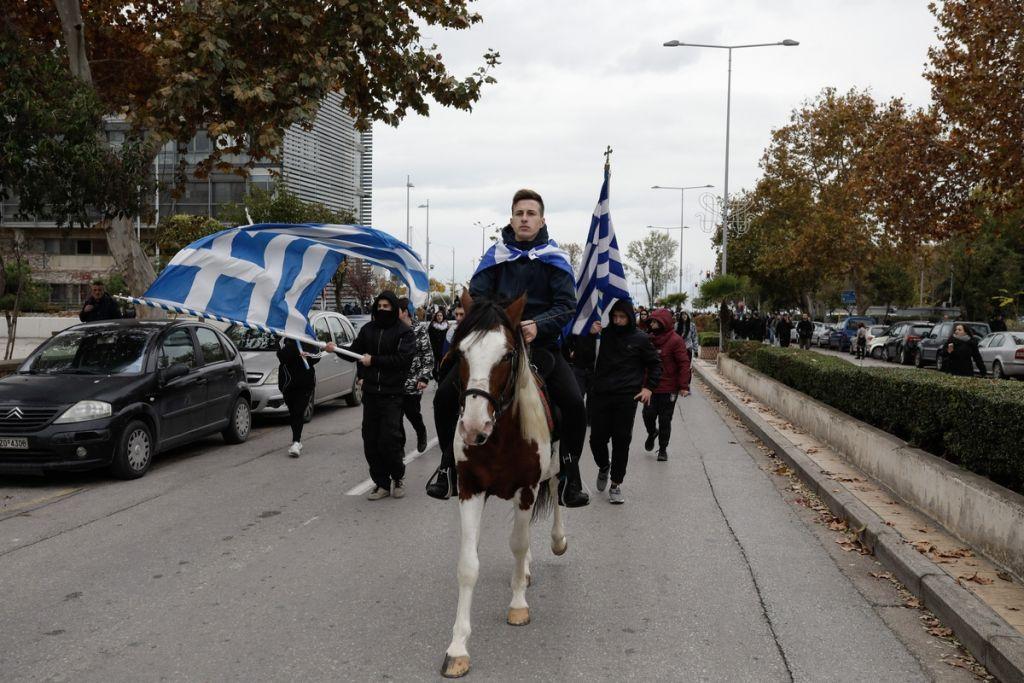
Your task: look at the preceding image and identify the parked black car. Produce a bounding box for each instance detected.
[0,320,251,479]
[915,320,992,370]
[883,321,932,365]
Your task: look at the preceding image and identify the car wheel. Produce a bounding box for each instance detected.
[899,347,908,365]
[110,420,154,480]
[993,361,1005,380]
[936,354,944,372]
[222,396,251,444]
[344,375,363,407]
[871,347,882,360]
[915,350,925,368]
[303,392,315,423]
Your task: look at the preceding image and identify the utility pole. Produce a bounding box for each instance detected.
[405,175,414,245]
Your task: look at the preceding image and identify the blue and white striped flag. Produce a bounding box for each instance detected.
[567,165,631,335]
[474,238,575,279]
[127,223,428,343]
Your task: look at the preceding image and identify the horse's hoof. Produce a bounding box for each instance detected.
[507,607,531,626]
[552,537,568,556]
[441,654,470,678]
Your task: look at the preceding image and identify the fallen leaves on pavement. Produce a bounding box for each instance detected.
[958,572,994,586]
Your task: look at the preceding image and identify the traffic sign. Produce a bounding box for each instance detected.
[840,290,857,305]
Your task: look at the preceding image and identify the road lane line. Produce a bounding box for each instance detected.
[345,437,439,496]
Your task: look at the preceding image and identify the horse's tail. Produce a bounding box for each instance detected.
[532,477,555,522]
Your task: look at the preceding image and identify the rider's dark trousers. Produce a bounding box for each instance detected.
[402,393,426,436]
[433,351,586,468]
[362,393,406,490]
[589,393,638,484]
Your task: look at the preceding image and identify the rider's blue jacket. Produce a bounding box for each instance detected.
[469,225,576,350]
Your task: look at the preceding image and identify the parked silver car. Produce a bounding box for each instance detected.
[225,312,362,420]
[977,332,1024,379]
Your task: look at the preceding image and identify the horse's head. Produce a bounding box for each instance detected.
[452,291,527,446]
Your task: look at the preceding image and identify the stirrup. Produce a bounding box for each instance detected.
[425,466,457,500]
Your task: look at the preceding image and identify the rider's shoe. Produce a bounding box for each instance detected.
[558,461,590,507]
[426,449,458,500]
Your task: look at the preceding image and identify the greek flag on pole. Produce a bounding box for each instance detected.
[131,223,428,343]
[567,166,631,335]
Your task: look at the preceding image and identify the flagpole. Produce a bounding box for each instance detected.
[115,295,365,361]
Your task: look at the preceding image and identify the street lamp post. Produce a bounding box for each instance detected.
[651,184,713,295]
[646,225,690,303]
[473,221,495,256]
[405,175,414,245]
[418,200,430,296]
[663,38,798,274]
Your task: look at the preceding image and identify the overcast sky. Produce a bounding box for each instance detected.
[370,0,939,303]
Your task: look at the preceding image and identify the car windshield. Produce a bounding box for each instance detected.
[910,325,932,335]
[965,323,990,337]
[870,326,887,335]
[22,328,156,375]
[225,325,280,351]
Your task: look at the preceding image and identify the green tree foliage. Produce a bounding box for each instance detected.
[219,183,356,226]
[862,253,915,312]
[658,292,689,309]
[626,231,676,305]
[156,215,226,262]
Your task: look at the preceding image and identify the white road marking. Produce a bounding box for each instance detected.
[345,437,439,496]
[301,516,319,526]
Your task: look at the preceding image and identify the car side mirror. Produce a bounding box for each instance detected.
[160,362,189,385]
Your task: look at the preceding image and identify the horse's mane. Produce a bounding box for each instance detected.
[450,297,549,445]
[449,298,517,351]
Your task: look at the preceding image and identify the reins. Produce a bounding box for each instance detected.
[457,319,526,423]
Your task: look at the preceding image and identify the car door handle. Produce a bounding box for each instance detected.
[195,377,208,385]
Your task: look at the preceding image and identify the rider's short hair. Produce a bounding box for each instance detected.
[512,189,544,216]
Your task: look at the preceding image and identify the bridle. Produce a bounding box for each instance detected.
[458,329,522,422]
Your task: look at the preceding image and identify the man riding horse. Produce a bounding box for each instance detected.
[427,188,590,508]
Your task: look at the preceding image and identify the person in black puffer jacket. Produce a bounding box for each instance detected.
[345,290,416,500]
[943,324,986,377]
[576,299,662,504]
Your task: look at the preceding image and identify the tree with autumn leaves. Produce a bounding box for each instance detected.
[1,0,499,296]
[728,0,1023,319]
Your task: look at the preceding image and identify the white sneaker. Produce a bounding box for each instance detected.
[392,480,406,499]
[609,485,624,505]
[367,486,390,501]
[288,442,302,458]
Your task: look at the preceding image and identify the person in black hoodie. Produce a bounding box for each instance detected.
[578,299,662,504]
[346,291,416,500]
[79,280,122,322]
[277,337,336,457]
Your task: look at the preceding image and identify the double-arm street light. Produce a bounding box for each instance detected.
[473,221,496,256]
[650,184,713,296]
[663,38,798,274]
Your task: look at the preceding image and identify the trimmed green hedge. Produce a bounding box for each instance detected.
[698,331,720,347]
[726,341,1024,494]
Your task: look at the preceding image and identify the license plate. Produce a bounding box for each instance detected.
[0,437,28,449]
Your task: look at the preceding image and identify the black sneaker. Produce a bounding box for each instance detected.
[596,467,609,492]
[644,431,658,452]
[416,428,428,453]
[558,475,590,508]
[425,466,458,500]
[657,449,668,462]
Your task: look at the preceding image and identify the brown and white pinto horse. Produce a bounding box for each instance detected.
[441,292,568,679]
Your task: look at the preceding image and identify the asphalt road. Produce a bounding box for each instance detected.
[0,386,968,681]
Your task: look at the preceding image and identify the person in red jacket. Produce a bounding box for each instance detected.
[643,308,690,461]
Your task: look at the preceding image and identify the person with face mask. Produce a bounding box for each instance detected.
[675,310,698,359]
[344,290,416,500]
[578,299,662,504]
[943,323,987,377]
[644,309,689,462]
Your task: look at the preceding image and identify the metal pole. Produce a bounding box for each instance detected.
[423,200,430,295]
[722,47,733,275]
[405,175,412,245]
[679,190,685,295]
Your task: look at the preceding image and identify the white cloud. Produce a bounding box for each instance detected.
[372,0,939,302]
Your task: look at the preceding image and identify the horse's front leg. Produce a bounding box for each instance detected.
[508,490,535,626]
[442,493,485,679]
[548,455,568,556]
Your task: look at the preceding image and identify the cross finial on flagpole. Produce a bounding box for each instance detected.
[603,145,613,169]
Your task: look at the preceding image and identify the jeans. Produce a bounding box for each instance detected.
[589,393,638,484]
[284,388,312,442]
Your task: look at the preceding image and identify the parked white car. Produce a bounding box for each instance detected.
[866,325,892,359]
[978,332,1024,379]
[225,311,362,420]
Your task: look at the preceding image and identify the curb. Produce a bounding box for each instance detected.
[694,360,1024,683]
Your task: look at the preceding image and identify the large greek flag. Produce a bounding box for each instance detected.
[567,166,630,335]
[126,223,428,343]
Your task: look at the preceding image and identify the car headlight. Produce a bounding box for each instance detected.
[262,367,278,385]
[55,400,113,424]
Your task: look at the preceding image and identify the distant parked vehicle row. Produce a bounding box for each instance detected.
[882,321,932,365]
[828,316,877,352]
[978,332,1024,379]
[915,321,991,370]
